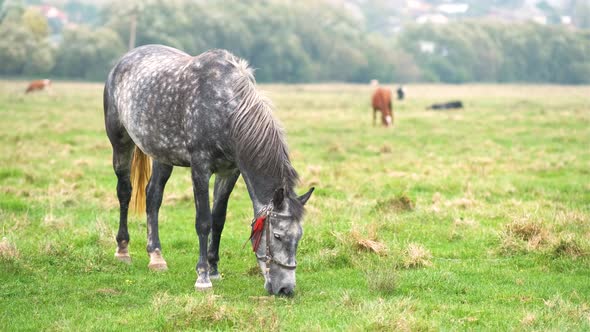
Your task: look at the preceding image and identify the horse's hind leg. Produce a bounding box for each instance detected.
[107,133,135,263]
[208,170,240,279]
[146,161,173,271]
[105,86,135,263]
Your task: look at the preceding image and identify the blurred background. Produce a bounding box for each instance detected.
[0,0,589,84]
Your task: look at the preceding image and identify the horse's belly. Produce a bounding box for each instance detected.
[122,107,191,167]
[136,132,190,167]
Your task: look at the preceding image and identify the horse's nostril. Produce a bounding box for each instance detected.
[277,286,294,297]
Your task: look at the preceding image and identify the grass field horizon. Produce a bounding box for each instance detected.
[1,81,589,330]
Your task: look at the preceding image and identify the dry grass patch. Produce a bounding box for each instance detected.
[338,290,359,308]
[153,292,235,327]
[1,187,32,199]
[327,142,344,154]
[500,217,551,254]
[349,229,388,256]
[552,234,587,259]
[521,312,537,326]
[380,144,393,154]
[505,218,547,242]
[374,194,415,213]
[152,292,279,331]
[447,196,477,209]
[0,237,19,260]
[500,215,588,258]
[61,169,84,181]
[402,243,432,268]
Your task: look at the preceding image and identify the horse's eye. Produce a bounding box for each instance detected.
[273,233,281,240]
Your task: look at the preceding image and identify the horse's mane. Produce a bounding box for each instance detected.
[227,56,299,189]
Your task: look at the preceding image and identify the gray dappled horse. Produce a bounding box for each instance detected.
[103,45,314,296]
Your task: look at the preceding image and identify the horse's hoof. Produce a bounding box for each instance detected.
[148,249,168,271]
[114,250,131,264]
[195,279,213,290]
[209,272,222,280]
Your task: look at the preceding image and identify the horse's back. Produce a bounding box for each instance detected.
[372,87,391,110]
[26,79,50,93]
[105,45,244,167]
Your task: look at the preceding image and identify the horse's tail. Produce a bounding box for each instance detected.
[130,146,152,215]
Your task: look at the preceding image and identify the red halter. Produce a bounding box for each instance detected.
[243,205,297,270]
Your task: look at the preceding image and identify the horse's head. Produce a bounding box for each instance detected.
[251,187,314,296]
[382,108,393,127]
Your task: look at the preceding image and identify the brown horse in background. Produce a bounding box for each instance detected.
[372,87,393,127]
[25,79,51,93]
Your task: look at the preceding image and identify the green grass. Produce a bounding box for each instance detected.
[1,81,589,331]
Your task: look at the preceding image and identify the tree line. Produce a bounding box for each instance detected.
[1,0,589,84]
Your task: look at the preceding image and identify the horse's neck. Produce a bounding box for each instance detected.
[241,168,287,214]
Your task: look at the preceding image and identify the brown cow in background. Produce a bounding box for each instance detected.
[25,79,51,93]
[371,87,393,127]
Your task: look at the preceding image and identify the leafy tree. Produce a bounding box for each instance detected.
[397,21,590,84]
[0,21,35,74]
[0,0,25,23]
[2,0,588,84]
[53,26,125,80]
[22,6,48,40]
[571,0,590,29]
[65,1,100,26]
[23,39,55,75]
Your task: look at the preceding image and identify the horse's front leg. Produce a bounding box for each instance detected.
[373,108,377,126]
[191,165,213,290]
[208,170,240,279]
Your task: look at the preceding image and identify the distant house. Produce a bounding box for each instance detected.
[532,15,547,25]
[560,16,572,25]
[437,3,469,15]
[405,0,432,14]
[38,5,68,23]
[33,5,69,43]
[416,14,449,24]
[419,40,436,54]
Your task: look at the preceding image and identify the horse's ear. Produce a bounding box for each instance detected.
[272,188,285,208]
[298,187,315,205]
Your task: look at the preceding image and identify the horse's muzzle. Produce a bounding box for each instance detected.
[265,280,295,297]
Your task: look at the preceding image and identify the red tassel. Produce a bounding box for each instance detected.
[243,215,267,252]
[253,216,265,233]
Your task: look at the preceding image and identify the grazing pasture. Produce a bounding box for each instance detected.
[1,81,589,330]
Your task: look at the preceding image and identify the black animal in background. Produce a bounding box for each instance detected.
[427,101,463,110]
[396,86,405,100]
